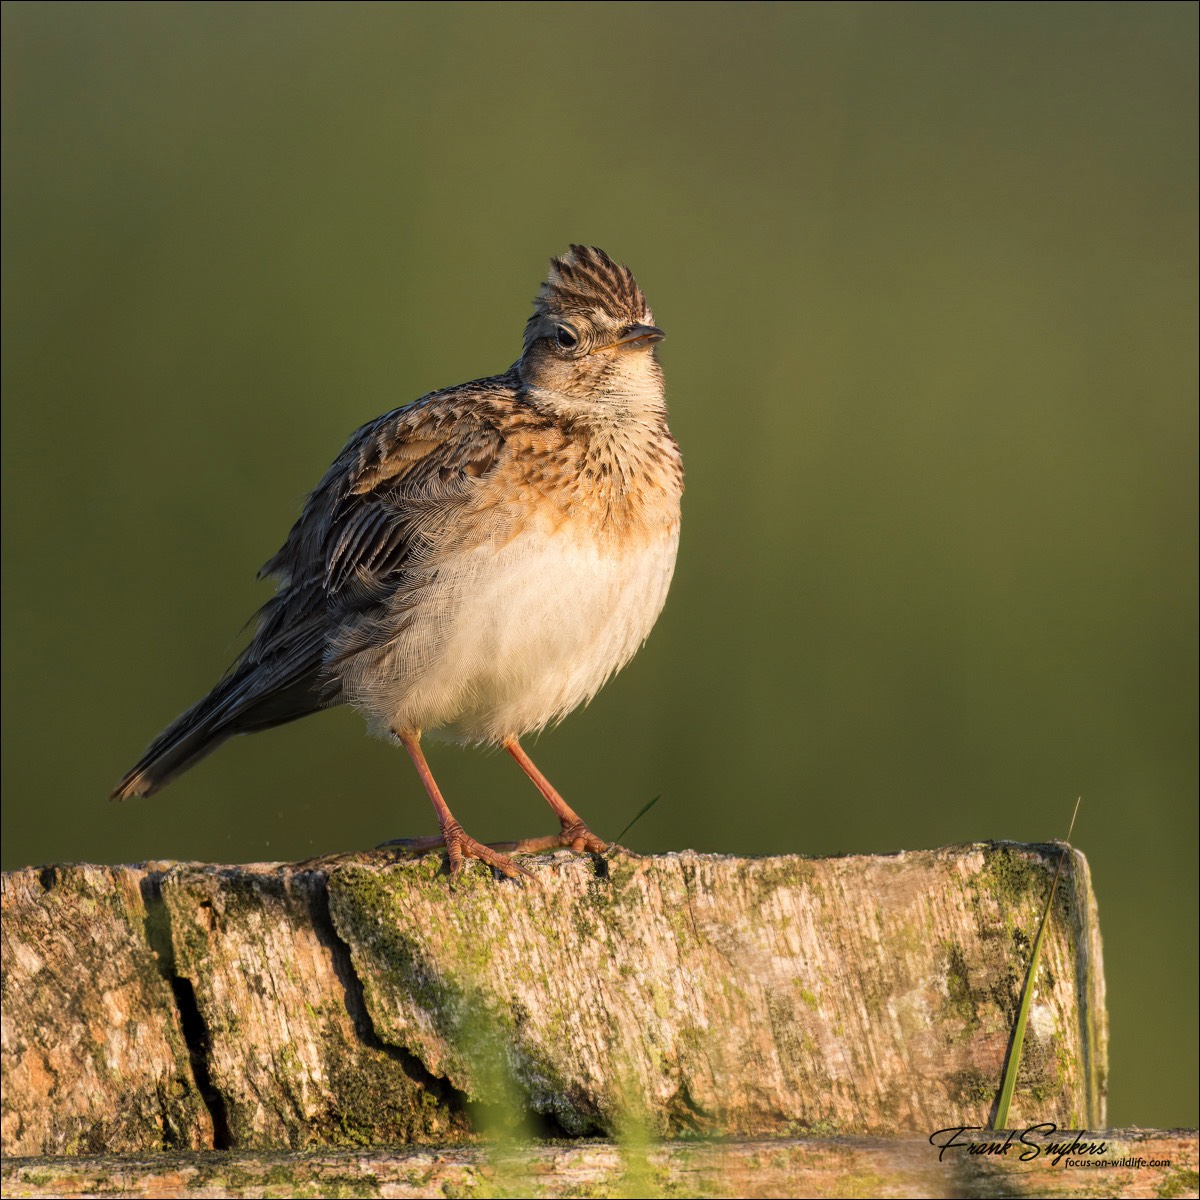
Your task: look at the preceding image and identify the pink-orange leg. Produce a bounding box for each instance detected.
[502,737,608,854]
[396,730,533,881]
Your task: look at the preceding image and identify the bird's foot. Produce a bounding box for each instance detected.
[380,834,452,854]
[559,819,608,855]
[296,847,392,871]
[382,822,606,858]
[381,824,534,882]
[444,821,536,882]
[509,819,607,855]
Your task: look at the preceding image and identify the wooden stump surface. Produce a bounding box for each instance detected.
[2,843,1107,1157]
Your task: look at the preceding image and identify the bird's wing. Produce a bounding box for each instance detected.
[252,376,520,656]
[112,376,527,798]
[325,399,507,599]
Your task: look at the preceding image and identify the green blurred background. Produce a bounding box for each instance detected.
[3,2,1195,1125]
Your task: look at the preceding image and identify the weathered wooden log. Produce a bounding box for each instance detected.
[4,1132,1196,1200]
[2,844,1107,1157]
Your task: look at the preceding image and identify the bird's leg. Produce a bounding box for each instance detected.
[502,737,609,854]
[396,730,533,881]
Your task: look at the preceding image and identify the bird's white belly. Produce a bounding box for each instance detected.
[355,524,679,743]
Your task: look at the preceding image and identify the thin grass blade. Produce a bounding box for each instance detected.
[991,797,1082,1129]
[611,794,662,847]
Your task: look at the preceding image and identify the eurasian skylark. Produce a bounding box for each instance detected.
[112,246,683,880]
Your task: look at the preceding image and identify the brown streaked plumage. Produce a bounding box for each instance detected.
[112,246,682,880]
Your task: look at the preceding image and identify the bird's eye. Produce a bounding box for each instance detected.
[555,325,579,352]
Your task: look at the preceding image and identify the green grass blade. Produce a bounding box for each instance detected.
[611,794,662,847]
[991,797,1081,1130]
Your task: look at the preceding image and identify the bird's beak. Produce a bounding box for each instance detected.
[590,324,666,354]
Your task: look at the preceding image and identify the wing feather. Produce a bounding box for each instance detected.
[253,374,519,661]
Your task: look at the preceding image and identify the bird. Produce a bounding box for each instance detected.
[111,246,683,881]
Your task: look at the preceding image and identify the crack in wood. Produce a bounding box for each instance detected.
[138,875,231,1150]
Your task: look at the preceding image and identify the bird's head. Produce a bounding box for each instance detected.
[519,246,665,419]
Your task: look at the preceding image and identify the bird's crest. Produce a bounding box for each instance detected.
[525,245,652,350]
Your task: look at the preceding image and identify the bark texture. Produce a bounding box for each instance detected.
[3,1131,1194,1200]
[2,844,1107,1156]
[0,865,213,1154]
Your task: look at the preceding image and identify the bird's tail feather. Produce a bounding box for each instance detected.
[110,664,332,800]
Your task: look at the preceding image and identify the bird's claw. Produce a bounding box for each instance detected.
[560,821,608,855]
[436,821,536,883]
